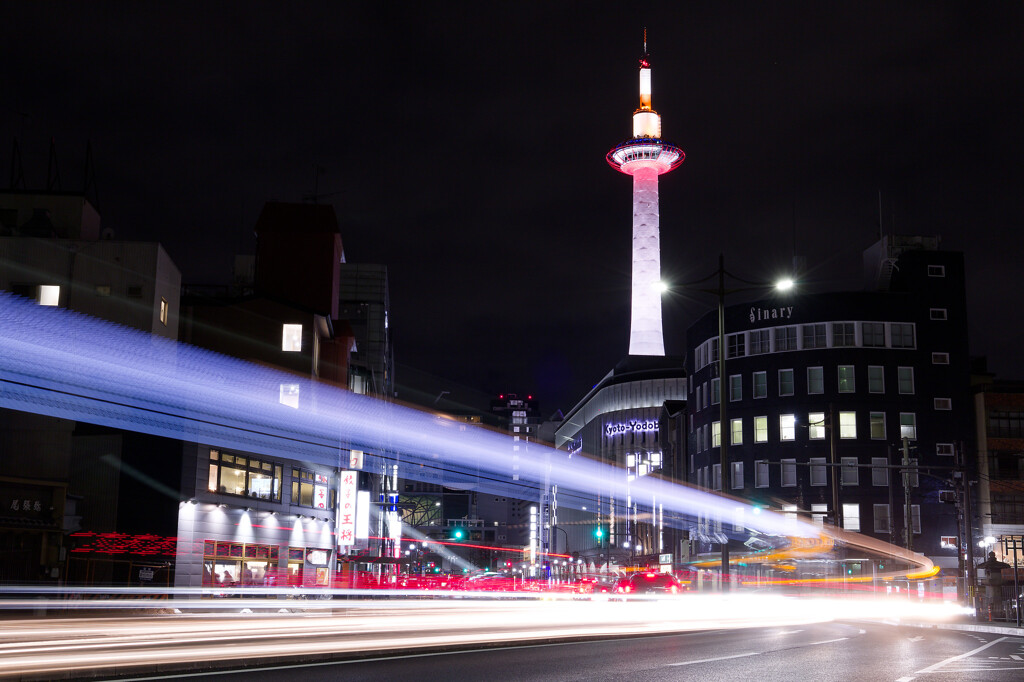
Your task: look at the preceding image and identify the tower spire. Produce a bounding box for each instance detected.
[606,38,685,357]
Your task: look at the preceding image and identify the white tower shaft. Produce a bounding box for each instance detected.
[629,166,664,356]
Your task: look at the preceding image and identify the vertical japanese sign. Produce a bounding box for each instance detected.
[337,470,357,547]
[348,450,364,470]
[314,473,329,510]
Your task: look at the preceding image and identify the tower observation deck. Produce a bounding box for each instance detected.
[606,39,684,357]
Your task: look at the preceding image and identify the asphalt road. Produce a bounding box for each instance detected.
[119,621,1024,682]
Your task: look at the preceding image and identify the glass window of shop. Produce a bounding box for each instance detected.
[202,540,280,588]
[208,450,282,501]
[292,468,337,510]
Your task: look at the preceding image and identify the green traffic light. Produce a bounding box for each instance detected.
[594,527,604,539]
[453,528,464,540]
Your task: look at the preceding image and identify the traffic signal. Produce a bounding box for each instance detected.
[594,526,604,541]
[451,527,465,541]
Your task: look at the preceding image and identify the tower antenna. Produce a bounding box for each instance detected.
[643,27,647,54]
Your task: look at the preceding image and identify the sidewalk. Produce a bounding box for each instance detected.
[903,614,1024,636]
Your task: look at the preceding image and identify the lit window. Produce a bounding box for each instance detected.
[900,412,917,440]
[869,412,886,440]
[38,285,60,306]
[808,412,826,440]
[839,411,857,439]
[810,458,826,486]
[279,383,300,409]
[778,369,794,396]
[730,418,743,445]
[843,503,860,532]
[838,365,855,393]
[807,366,824,394]
[779,414,795,441]
[282,324,302,352]
[749,329,770,354]
[712,421,721,448]
[754,416,768,443]
[753,371,767,399]
[160,297,169,325]
[811,503,828,526]
[898,366,915,394]
[868,366,884,393]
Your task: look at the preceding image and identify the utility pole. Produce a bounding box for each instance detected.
[903,437,913,552]
[718,254,730,589]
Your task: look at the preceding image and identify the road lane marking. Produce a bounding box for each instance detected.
[667,652,760,666]
[914,636,1007,674]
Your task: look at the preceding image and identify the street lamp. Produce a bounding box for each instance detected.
[679,253,795,588]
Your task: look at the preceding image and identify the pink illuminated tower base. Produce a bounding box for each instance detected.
[607,45,684,357]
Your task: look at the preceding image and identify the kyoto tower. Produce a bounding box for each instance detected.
[606,35,684,356]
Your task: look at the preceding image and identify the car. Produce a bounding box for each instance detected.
[619,572,683,596]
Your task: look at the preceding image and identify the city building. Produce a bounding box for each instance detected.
[685,235,971,577]
[973,377,1024,568]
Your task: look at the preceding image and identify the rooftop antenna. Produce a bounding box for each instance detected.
[643,26,647,54]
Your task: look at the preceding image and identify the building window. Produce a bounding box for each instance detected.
[989,411,1024,438]
[927,264,946,277]
[869,412,886,440]
[811,503,828,526]
[936,443,955,457]
[775,326,797,351]
[711,378,720,405]
[929,308,948,321]
[709,338,719,363]
[934,398,952,410]
[872,457,889,486]
[749,329,770,355]
[713,464,722,491]
[695,384,702,411]
[753,371,767,399]
[838,365,855,393]
[932,352,950,364]
[839,411,857,439]
[704,382,710,408]
[159,297,169,325]
[731,418,743,445]
[780,414,796,441]
[282,324,303,352]
[873,504,891,534]
[781,459,797,487]
[803,323,827,349]
[868,366,884,393]
[783,504,798,521]
[38,284,61,306]
[832,322,855,347]
[891,323,915,348]
[841,457,859,486]
[732,461,744,489]
[911,504,922,534]
[727,333,745,359]
[843,503,861,532]
[754,416,768,443]
[291,468,334,510]
[862,322,885,347]
[807,366,824,394]
[898,366,915,394]
[808,412,826,440]
[712,421,721,448]
[689,414,693,433]
[810,458,827,486]
[729,374,742,402]
[209,450,282,501]
[777,369,794,397]
[755,460,769,488]
[900,412,917,440]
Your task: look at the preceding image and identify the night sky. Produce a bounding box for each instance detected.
[3,3,1022,417]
